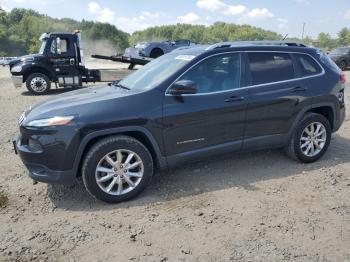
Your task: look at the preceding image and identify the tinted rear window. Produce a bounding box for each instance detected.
[294,54,322,76]
[248,52,295,85]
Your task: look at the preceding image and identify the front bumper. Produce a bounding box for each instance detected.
[11,75,23,88]
[13,135,76,185]
[13,125,79,185]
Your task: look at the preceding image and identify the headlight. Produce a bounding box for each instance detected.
[26,116,75,127]
[11,65,22,73]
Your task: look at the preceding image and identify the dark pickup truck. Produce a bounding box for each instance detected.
[328,47,350,71]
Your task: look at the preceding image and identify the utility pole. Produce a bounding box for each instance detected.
[301,22,306,40]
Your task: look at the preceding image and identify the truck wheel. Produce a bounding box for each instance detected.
[82,136,154,203]
[339,60,347,71]
[285,113,331,163]
[26,73,51,95]
[150,48,164,59]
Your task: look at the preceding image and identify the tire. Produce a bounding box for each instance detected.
[26,73,51,95]
[339,60,347,71]
[150,48,164,59]
[285,113,331,163]
[82,136,154,203]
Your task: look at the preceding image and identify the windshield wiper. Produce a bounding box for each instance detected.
[110,81,131,90]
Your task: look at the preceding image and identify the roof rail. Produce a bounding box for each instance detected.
[206,40,308,50]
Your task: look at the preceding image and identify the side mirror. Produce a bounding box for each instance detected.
[168,80,197,96]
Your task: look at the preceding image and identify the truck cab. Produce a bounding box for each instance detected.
[9,31,107,95]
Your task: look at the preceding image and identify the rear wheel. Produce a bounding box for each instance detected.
[150,48,164,59]
[82,136,154,203]
[26,73,51,95]
[339,60,347,71]
[286,113,331,163]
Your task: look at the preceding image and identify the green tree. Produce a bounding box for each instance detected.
[0,8,130,56]
[337,27,350,46]
[317,32,337,50]
[129,22,281,45]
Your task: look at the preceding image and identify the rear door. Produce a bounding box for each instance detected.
[163,52,248,161]
[243,51,314,150]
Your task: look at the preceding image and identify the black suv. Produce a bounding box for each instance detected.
[329,47,350,71]
[14,41,346,203]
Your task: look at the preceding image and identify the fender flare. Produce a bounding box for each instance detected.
[287,102,336,141]
[22,64,53,82]
[71,126,168,175]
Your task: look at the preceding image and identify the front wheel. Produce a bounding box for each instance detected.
[26,73,51,95]
[286,113,331,163]
[82,136,154,203]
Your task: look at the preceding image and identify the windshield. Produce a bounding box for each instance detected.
[330,48,349,55]
[118,53,196,91]
[38,39,47,54]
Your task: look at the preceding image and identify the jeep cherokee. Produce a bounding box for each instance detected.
[14,41,346,203]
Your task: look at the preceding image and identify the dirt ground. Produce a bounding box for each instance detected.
[0,61,349,262]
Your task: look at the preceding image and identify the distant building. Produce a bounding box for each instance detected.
[311,41,320,48]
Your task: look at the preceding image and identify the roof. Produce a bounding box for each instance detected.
[172,41,315,57]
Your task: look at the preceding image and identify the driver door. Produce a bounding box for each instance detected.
[162,52,248,164]
[47,36,79,76]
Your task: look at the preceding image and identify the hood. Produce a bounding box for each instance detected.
[23,84,141,125]
[9,53,43,67]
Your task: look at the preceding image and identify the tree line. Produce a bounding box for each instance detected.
[0,7,349,57]
[0,8,129,56]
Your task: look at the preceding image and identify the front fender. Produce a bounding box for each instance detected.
[72,126,168,176]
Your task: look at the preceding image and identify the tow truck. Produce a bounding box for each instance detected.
[9,31,151,95]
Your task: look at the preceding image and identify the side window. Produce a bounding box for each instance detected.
[294,54,322,77]
[175,40,190,46]
[50,37,68,55]
[248,52,295,85]
[178,53,241,94]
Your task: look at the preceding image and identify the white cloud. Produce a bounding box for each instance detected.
[197,0,246,16]
[115,11,170,33]
[277,18,288,29]
[223,5,247,16]
[139,11,161,20]
[88,2,100,13]
[114,17,150,33]
[197,0,226,11]
[177,12,200,24]
[246,8,274,19]
[88,2,114,23]
[0,5,10,12]
[345,9,350,20]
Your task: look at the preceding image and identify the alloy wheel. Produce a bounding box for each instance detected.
[300,122,327,157]
[95,149,144,196]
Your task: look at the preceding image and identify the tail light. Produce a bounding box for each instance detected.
[340,72,346,84]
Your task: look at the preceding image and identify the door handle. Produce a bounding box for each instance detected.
[292,86,307,92]
[225,96,245,102]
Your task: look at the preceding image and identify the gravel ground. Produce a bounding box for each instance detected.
[0,62,349,262]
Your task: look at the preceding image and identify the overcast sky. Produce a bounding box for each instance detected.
[1,0,350,38]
